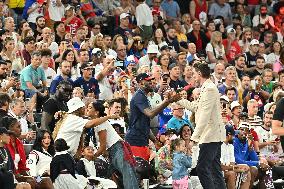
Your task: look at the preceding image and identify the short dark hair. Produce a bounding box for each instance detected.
[234,54,245,61]
[0,92,11,108]
[23,36,35,45]
[36,16,45,23]
[278,69,284,76]
[193,63,210,78]
[54,21,64,30]
[54,138,69,152]
[225,87,236,95]
[0,59,7,66]
[31,51,41,58]
[108,98,121,108]
[256,56,265,62]
[40,48,52,57]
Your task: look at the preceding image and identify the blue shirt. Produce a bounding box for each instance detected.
[161,0,180,18]
[233,138,259,166]
[167,116,192,132]
[74,77,100,96]
[172,152,192,180]
[20,65,46,90]
[49,75,74,94]
[125,89,151,146]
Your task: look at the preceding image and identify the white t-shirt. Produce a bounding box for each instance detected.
[42,67,56,87]
[136,2,153,26]
[138,55,157,68]
[221,142,235,166]
[93,121,122,149]
[95,64,113,100]
[27,2,44,23]
[56,114,89,156]
[8,110,29,134]
[48,0,65,21]
[252,15,274,27]
[80,158,96,177]
[266,53,279,65]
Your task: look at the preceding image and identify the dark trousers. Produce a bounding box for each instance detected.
[196,142,226,189]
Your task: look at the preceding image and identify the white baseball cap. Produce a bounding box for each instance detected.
[220,95,229,103]
[250,39,259,46]
[120,13,129,20]
[238,122,250,129]
[230,101,241,110]
[67,97,85,113]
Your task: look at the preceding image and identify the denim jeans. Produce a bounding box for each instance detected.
[108,141,139,189]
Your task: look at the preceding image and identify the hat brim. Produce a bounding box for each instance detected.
[67,103,85,113]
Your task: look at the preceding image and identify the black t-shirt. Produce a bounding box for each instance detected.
[42,96,68,132]
[248,69,262,79]
[236,68,245,80]
[169,79,187,91]
[244,52,258,68]
[273,98,284,122]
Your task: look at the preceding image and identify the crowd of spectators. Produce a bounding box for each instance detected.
[0,0,283,188]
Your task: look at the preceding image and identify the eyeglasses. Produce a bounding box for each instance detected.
[93,27,101,30]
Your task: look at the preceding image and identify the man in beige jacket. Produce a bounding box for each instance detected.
[177,63,226,189]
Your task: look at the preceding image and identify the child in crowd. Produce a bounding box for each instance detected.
[50,138,88,189]
[76,146,96,178]
[171,138,192,189]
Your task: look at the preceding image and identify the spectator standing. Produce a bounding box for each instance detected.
[135,0,153,41]
[160,0,181,20]
[189,0,208,21]
[41,80,72,132]
[125,73,180,161]
[171,138,192,189]
[62,5,86,35]
[208,0,232,25]
[177,63,226,189]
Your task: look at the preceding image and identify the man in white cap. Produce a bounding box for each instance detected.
[55,97,118,156]
[138,44,159,68]
[114,13,132,44]
[62,5,86,35]
[244,39,260,72]
[223,28,242,63]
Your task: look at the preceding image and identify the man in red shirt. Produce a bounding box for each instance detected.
[223,28,242,64]
[61,5,86,35]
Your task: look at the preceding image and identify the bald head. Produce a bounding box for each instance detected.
[188,43,196,54]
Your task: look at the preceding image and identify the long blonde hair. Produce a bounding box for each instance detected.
[210,31,223,48]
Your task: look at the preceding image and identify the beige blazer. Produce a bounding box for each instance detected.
[177,79,226,144]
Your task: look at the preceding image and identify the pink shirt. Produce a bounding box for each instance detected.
[273,61,284,73]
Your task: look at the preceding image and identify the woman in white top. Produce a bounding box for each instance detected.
[85,101,139,189]
[206,31,227,68]
[267,41,282,65]
[27,129,55,177]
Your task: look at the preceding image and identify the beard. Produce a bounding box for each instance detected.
[260,13,267,17]
[228,139,234,144]
[0,73,7,80]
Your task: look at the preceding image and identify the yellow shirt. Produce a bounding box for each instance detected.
[8,0,25,9]
[176,32,187,43]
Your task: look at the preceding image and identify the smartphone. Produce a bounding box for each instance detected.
[251,80,256,90]
[125,79,131,88]
[114,61,124,67]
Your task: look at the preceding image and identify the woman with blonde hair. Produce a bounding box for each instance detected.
[206,31,227,66]
[238,27,252,53]
[91,34,106,52]
[111,34,124,50]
